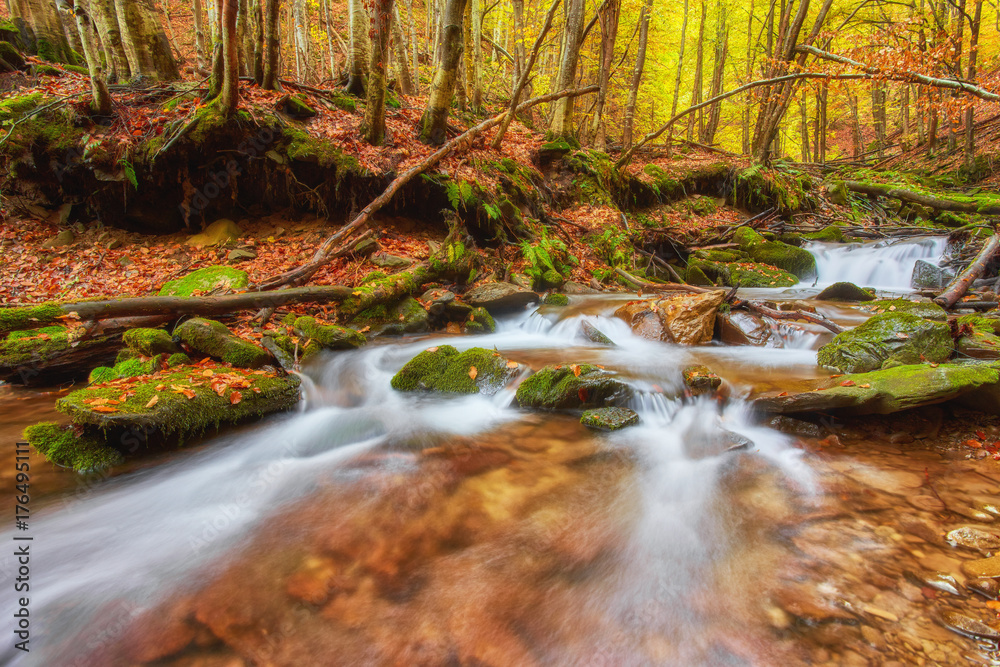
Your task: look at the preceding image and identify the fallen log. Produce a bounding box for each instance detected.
[260,84,599,290]
[935,234,1000,309]
[613,268,713,294]
[844,181,1000,215]
[736,299,844,334]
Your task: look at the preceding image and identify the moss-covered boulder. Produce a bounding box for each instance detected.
[174,318,270,368]
[23,422,124,473]
[464,282,539,312]
[826,180,850,206]
[956,315,1000,360]
[1,326,70,367]
[754,362,1000,416]
[158,266,248,297]
[734,227,817,279]
[123,328,180,356]
[688,257,798,288]
[803,225,846,243]
[265,333,322,367]
[859,298,948,321]
[0,41,26,71]
[0,302,61,334]
[814,282,875,302]
[543,293,569,306]
[281,94,317,118]
[390,345,518,395]
[57,364,300,441]
[581,407,639,430]
[817,312,953,373]
[291,317,365,350]
[515,364,632,410]
[581,321,614,345]
[350,296,429,335]
[682,365,722,396]
[911,260,954,289]
[463,307,496,334]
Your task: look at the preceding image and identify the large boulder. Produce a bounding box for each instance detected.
[734,227,817,279]
[860,298,947,321]
[911,260,955,289]
[158,266,249,297]
[23,422,124,473]
[515,364,632,410]
[753,362,1000,416]
[174,318,270,368]
[687,257,798,288]
[682,365,722,396]
[955,315,1000,360]
[391,345,518,395]
[716,311,772,346]
[463,282,539,312]
[816,312,952,373]
[614,291,725,345]
[291,317,366,350]
[350,296,429,335]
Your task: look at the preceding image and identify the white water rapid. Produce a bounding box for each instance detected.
[806,236,948,291]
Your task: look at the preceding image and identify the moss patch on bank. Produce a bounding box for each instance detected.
[23,422,124,473]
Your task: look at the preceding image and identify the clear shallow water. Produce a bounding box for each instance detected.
[0,237,997,665]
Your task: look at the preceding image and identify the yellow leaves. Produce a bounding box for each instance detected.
[155,384,165,391]
[468,366,478,380]
[145,395,159,408]
[896,332,910,339]
[859,383,871,388]
[427,346,439,353]
[202,369,214,377]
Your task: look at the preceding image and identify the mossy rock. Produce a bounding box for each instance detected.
[23,422,124,473]
[580,407,639,430]
[861,298,947,321]
[1,325,70,366]
[935,211,969,228]
[282,94,317,118]
[826,180,850,206]
[57,365,301,441]
[123,328,180,356]
[0,41,25,70]
[390,345,517,395]
[803,225,846,243]
[694,249,744,263]
[733,227,817,279]
[464,307,496,334]
[814,282,875,302]
[267,333,322,365]
[686,264,715,286]
[33,64,62,77]
[329,91,357,112]
[87,354,165,384]
[174,318,269,368]
[755,361,1000,416]
[955,314,1000,359]
[817,312,953,373]
[688,257,797,288]
[292,316,365,350]
[0,302,61,334]
[0,92,42,122]
[158,266,248,297]
[351,296,429,335]
[682,365,722,396]
[515,364,632,410]
[542,293,569,307]
[581,321,614,345]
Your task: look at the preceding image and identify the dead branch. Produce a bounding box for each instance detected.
[935,234,1000,309]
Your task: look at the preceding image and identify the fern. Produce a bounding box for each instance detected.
[118,158,137,190]
[445,181,461,210]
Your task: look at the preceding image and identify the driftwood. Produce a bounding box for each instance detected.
[935,234,1000,309]
[261,84,599,290]
[734,299,844,334]
[613,268,714,294]
[844,182,1000,215]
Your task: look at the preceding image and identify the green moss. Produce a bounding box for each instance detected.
[694,249,743,263]
[284,127,363,172]
[0,41,24,69]
[580,406,640,430]
[87,366,116,384]
[284,94,317,117]
[390,345,515,394]
[540,137,577,153]
[0,326,70,365]
[685,264,714,286]
[817,312,953,373]
[0,302,61,334]
[174,318,269,368]
[158,266,248,297]
[33,64,62,77]
[123,328,179,356]
[687,257,797,287]
[329,91,357,112]
[515,364,632,410]
[167,352,191,366]
[292,316,366,349]
[57,366,301,441]
[802,225,846,242]
[735,164,817,213]
[0,92,43,123]
[464,307,496,333]
[63,64,89,76]
[361,270,388,284]
[115,349,137,365]
[543,293,569,306]
[733,227,816,279]
[861,299,947,321]
[23,422,124,473]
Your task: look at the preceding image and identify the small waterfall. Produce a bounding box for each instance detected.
[806,236,948,290]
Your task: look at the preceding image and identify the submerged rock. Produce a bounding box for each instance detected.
[682,365,722,396]
[814,282,875,302]
[961,555,1000,579]
[515,364,632,410]
[946,526,1000,552]
[580,321,614,345]
[463,282,539,312]
[23,422,124,473]
[817,312,952,373]
[754,362,1000,416]
[463,307,496,334]
[174,318,270,368]
[967,578,1000,599]
[614,291,725,345]
[158,266,249,297]
[390,345,518,395]
[939,611,1000,641]
[716,311,772,346]
[580,407,639,430]
[56,364,300,442]
[351,296,429,335]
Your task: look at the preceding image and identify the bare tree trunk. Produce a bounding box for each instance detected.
[252,0,265,83]
[409,0,417,91]
[261,0,281,89]
[622,0,650,149]
[668,0,690,151]
[391,5,415,94]
[72,3,112,114]
[19,0,75,63]
[702,0,727,144]
[292,0,308,82]
[470,0,483,109]
[872,82,886,158]
[114,0,179,79]
[218,0,240,115]
[548,0,585,140]
[847,90,861,158]
[419,0,467,144]
[89,0,130,81]
[193,0,209,70]
[966,0,982,167]
[588,0,620,150]
[346,0,370,94]
[688,0,706,142]
[798,94,809,161]
[236,0,249,75]
[363,0,395,145]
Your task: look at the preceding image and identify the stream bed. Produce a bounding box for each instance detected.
[2,238,999,666]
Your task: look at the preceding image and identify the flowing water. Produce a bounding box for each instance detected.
[2,237,999,666]
[806,237,949,291]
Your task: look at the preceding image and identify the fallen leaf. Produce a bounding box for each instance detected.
[182,388,196,399]
[578,388,588,402]
[427,346,438,353]
[92,405,118,413]
[506,360,519,369]
[858,383,871,388]
[571,364,581,377]
[777,391,788,397]
[469,366,478,380]
[966,440,983,449]
[840,380,856,387]
[896,332,909,339]
[202,369,214,377]
[230,391,242,405]
[145,395,158,408]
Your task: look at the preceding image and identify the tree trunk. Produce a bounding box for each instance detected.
[588,0,620,150]
[261,0,281,89]
[321,0,337,81]
[966,0,982,167]
[622,0,650,149]
[346,0,370,94]
[847,91,861,158]
[88,0,130,81]
[18,0,75,63]
[73,4,112,115]
[217,0,240,115]
[251,0,264,83]
[362,0,395,145]
[292,0,308,82]
[798,94,809,161]
[935,234,1000,309]
[668,0,690,151]
[470,0,483,109]
[548,0,585,140]
[419,0,467,144]
[193,0,210,70]
[701,0,727,144]
[391,5,415,94]
[114,0,179,79]
[688,0,706,142]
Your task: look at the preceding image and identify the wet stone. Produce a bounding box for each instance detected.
[580,407,639,431]
[580,321,614,345]
[967,578,1000,599]
[682,365,722,396]
[961,555,1000,579]
[946,525,1000,552]
[916,572,962,596]
[939,611,1000,641]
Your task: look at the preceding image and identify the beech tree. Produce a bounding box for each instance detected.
[419,0,467,144]
[346,0,371,95]
[362,0,395,145]
[216,0,239,115]
[548,0,585,140]
[261,0,281,89]
[113,0,179,80]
